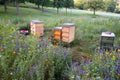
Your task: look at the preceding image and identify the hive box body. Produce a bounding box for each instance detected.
[62,23,75,43]
[54,27,62,40]
[30,20,44,36]
[100,32,115,49]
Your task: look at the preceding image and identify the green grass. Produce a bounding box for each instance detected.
[0,4,120,80]
[0,5,120,54]
[20,2,37,7]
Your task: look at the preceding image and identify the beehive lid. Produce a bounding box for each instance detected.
[101,32,115,37]
[62,23,75,27]
[54,27,62,30]
[31,20,43,24]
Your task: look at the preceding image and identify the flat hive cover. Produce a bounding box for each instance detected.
[54,27,62,30]
[101,32,115,37]
[63,23,75,27]
[31,20,43,24]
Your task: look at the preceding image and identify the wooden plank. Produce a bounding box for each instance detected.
[54,31,61,36]
[62,27,69,32]
[54,36,61,40]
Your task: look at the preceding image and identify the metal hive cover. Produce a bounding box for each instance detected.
[54,27,62,30]
[62,23,75,27]
[101,32,115,37]
[31,20,43,24]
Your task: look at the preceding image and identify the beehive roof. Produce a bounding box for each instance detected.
[62,23,75,27]
[31,20,43,24]
[54,27,62,30]
[101,32,115,37]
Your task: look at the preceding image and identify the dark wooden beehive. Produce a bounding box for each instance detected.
[54,27,62,40]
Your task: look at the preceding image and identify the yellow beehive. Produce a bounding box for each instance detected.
[30,20,44,36]
[62,23,75,43]
[54,27,62,40]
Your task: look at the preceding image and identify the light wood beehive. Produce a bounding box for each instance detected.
[30,20,44,36]
[54,27,62,40]
[62,23,75,43]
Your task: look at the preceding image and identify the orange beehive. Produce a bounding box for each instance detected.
[54,27,62,40]
[30,20,44,36]
[62,23,75,43]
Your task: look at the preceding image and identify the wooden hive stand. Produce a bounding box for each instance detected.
[30,20,44,36]
[62,23,75,43]
[54,27,62,40]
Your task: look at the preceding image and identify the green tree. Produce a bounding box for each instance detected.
[0,0,9,13]
[4,0,9,13]
[11,0,25,15]
[74,0,84,9]
[35,0,50,11]
[26,0,35,3]
[64,0,74,16]
[15,0,19,15]
[0,0,25,13]
[104,0,116,12]
[84,0,104,15]
[53,0,64,14]
[35,0,41,8]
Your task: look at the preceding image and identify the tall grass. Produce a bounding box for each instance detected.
[0,5,120,79]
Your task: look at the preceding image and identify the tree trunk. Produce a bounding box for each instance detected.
[57,8,59,14]
[93,8,96,15]
[15,0,19,15]
[42,6,44,12]
[4,1,7,13]
[38,5,40,9]
[66,7,67,16]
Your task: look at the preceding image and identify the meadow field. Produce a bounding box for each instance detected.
[0,4,120,80]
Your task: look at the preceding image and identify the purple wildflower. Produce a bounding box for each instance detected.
[87,78,91,80]
[16,68,19,72]
[109,72,112,75]
[79,69,85,74]
[104,76,110,80]
[108,67,111,72]
[63,51,67,58]
[28,70,34,77]
[114,65,120,74]
[103,67,106,71]
[76,75,81,80]
[117,59,120,63]
[31,65,36,70]
[100,49,103,54]
[118,69,120,74]
[28,65,36,77]
[37,44,40,48]
[85,59,91,65]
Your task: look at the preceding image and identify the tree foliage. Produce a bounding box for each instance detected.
[11,0,26,3]
[35,0,50,10]
[64,0,74,8]
[74,0,84,9]
[53,0,64,14]
[84,0,104,15]
[64,0,74,15]
[26,0,35,3]
[0,0,10,13]
[104,0,116,12]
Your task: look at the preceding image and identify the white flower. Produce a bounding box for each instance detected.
[10,72,13,75]
[71,75,75,78]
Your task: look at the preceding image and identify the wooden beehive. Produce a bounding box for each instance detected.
[30,20,44,36]
[62,23,75,43]
[100,32,115,50]
[54,27,62,40]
